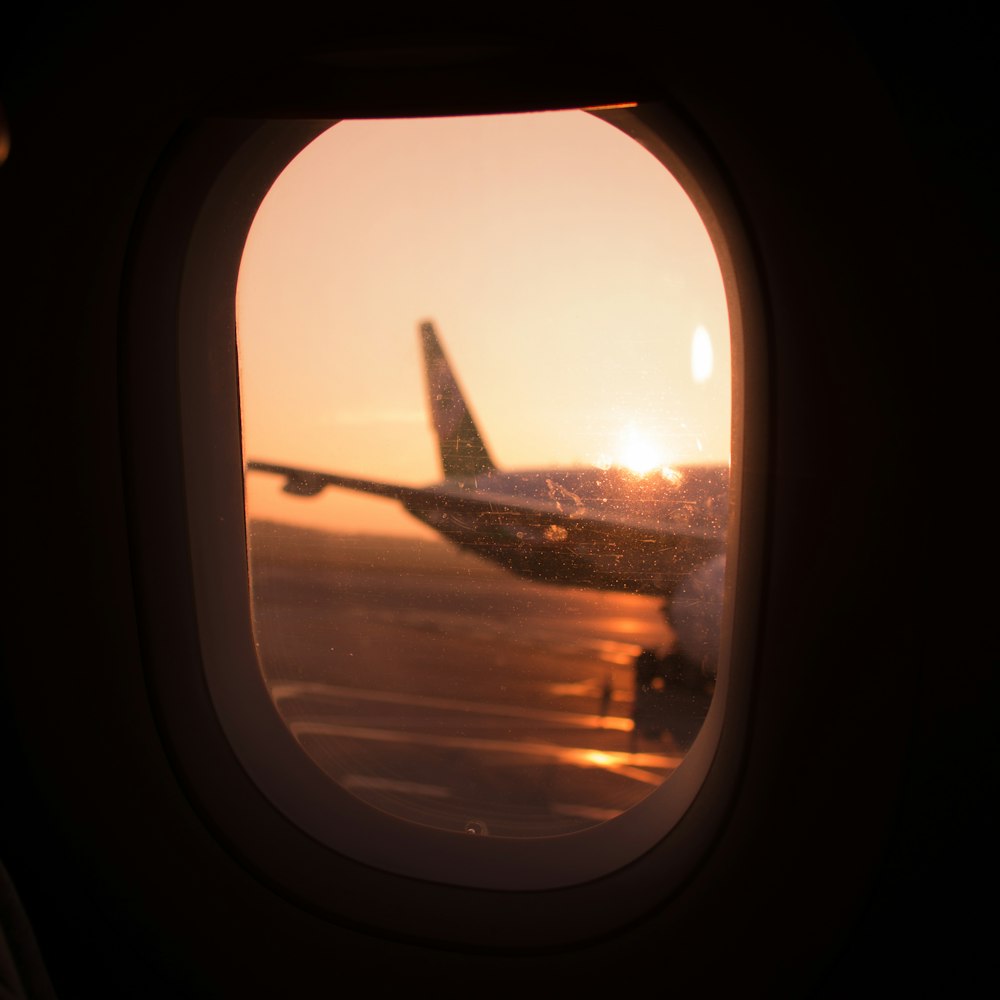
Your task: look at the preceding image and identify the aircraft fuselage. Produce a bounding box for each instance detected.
[402,464,728,598]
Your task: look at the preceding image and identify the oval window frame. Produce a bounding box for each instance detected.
[123,102,767,946]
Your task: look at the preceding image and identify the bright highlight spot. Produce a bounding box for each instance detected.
[617,424,665,476]
[691,325,714,383]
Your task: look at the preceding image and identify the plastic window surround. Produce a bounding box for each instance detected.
[125,103,765,946]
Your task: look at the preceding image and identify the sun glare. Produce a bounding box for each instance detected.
[618,424,665,476]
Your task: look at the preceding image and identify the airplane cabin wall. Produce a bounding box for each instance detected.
[1,6,992,997]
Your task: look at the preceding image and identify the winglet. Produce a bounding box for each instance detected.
[420,321,496,481]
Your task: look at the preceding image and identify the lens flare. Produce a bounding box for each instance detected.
[691,325,714,383]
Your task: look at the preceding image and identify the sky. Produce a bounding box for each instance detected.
[236,109,730,538]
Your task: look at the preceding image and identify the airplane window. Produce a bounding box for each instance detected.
[236,109,731,840]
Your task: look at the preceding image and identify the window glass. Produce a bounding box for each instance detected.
[237,110,730,838]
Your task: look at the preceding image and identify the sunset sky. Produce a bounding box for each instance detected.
[236,109,730,538]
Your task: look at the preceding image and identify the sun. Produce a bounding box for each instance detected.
[617,424,666,476]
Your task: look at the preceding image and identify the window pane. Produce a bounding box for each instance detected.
[238,110,730,838]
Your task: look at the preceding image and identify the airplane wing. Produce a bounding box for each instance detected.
[247,460,725,597]
[248,461,425,502]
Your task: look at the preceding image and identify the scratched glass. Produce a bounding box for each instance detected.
[237,110,730,837]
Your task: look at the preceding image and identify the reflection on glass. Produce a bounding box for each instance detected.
[237,109,730,838]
